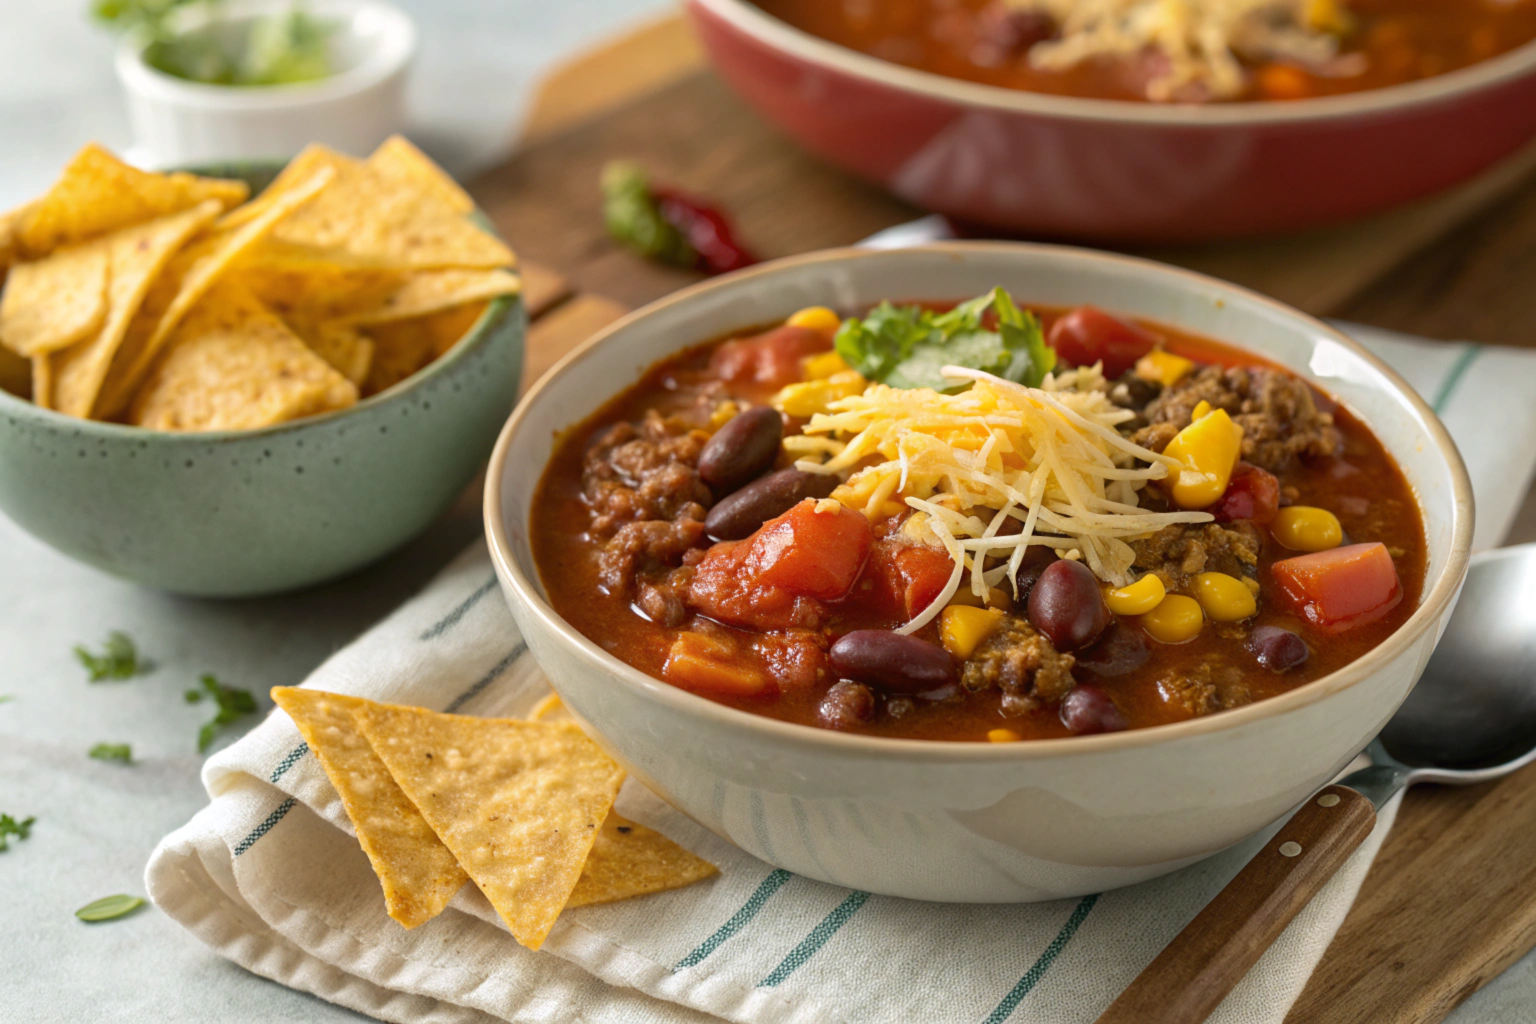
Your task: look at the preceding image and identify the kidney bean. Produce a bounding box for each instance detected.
[1249,626,1309,672]
[704,468,837,540]
[1059,684,1129,735]
[1073,621,1151,678]
[818,680,876,730]
[1013,545,1058,605]
[698,406,782,494]
[1210,463,1280,526]
[829,630,956,695]
[1027,559,1110,651]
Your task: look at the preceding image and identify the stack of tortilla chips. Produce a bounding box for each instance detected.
[270,688,718,950]
[0,138,521,431]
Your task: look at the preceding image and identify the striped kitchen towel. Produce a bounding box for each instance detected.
[146,325,1536,1024]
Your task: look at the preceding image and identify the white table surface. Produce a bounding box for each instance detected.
[1,2,1533,1020]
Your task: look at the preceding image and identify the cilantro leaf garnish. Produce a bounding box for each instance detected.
[74,631,152,682]
[76,894,145,922]
[834,287,1056,393]
[192,674,257,753]
[89,743,134,765]
[0,813,35,852]
[0,695,13,704]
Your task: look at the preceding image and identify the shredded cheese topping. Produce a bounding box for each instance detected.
[1006,0,1352,101]
[785,364,1213,634]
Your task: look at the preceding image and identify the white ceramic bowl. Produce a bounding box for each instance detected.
[115,0,414,166]
[485,244,1473,903]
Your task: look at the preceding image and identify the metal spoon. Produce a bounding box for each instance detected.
[1097,544,1536,1024]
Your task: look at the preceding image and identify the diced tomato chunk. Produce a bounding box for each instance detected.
[1046,306,1159,378]
[1271,542,1403,633]
[1211,463,1281,526]
[689,540,812,631]
[709,325,832,390]
[893,544,956,618]
[748,499,872,600]
[663,632,771,697]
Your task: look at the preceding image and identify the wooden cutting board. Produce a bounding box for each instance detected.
[485,15,1536,1023]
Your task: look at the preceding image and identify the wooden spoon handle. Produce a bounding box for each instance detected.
[1095,785,1377,1024]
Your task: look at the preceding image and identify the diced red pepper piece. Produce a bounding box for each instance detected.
[709,325,831,390]
[1047,306,1159,378]
[748,499,872,600]
[1271,542,1403,633]
[654,188,758,275]
[1211,463,1281,526]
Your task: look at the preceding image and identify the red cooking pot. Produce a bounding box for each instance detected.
[687,0,1536,244]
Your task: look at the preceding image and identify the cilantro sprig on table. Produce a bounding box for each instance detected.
[186,674,257,753]
[0,813,35,852]
[89,743,134,765]
[834,287,1057,393]
[74,631,152,682]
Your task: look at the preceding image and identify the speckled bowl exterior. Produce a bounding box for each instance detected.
[0,165,524,597]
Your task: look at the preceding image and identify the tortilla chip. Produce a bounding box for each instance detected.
[566,814,718,909]
[50,201,222,419]
[269,154,512,270]
[128,281,358,431]
[367,136,475,214]
[0,202,37,271]
[31,354,52,408]
[243,264,405,321]
[287,319,374,387]
[361,318,437,395]
[353,704,626,951]
[95,167,335,418]
[334,268,520,326]
[0,239,110,356]
[20,144,246,257]
[271,688,468,928]
[0,345,30,398]
[217,144,358,231]
[526,693,569,723]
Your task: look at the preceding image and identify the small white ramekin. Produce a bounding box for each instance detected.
[115,0,416,167]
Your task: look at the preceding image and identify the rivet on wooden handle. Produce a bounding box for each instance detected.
[1095,784,1377,1024]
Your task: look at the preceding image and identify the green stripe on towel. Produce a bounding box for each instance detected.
[758,890,870,987]
[1432,344,1481,414]
[982,894,1099,1023]
[675,869,793,969]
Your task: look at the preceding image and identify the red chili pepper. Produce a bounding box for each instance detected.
[654,188,758,275]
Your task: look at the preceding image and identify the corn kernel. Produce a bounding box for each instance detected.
[988,728,1022,743]
[1141,594,1203,643]
[1162,406,1244,509]
[941,606,1006,659]
[1194,572,1258,622]
[801,350,851,380]
[771,370,867,417]
[1241,576,1261,596]
[1134,349,1196,388]
[708,400,740,429]
[1106,574,1166,616]
[787,306,842,338]
[1271,506,1343,552]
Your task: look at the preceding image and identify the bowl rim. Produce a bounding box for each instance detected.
[0,155,521,443]
[484,241,1474,760]
[691,0,1536,128]
[114,0,416,109]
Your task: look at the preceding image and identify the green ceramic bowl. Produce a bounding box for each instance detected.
[0,163,524,597]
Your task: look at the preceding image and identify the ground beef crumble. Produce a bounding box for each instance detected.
[1133,365,1340,472]
[960,616,1076,714]
[1156,662,1254,717]
[583,410,713,593]
[1130,521,1264,592]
